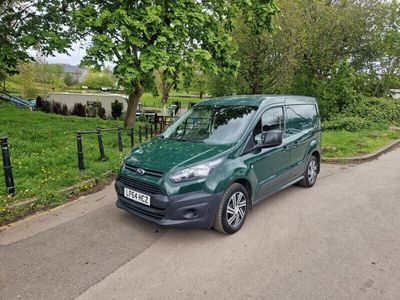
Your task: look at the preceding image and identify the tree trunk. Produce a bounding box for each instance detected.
[161,78,171,105]
[124,81,144,129]
[199,90,203,99]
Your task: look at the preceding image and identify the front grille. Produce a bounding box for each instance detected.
[119,176,165,195]
[125,164,163,178]
[120,197,165,220]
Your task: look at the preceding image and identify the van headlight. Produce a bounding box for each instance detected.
[170,158,224,183]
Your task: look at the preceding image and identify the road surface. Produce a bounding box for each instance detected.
[1,148,400,299]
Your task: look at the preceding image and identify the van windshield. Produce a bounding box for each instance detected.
[163,105,258,145]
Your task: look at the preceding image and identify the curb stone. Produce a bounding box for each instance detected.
[322,139,400,164]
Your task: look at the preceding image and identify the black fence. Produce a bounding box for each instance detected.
[76,117,178,171]
[1,137,15,195]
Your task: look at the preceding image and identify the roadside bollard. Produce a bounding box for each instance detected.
[139,126,142,143]
[130,128,134,148]
[117,127,123,152]
[76,131,85,170]
[1,137,15,194]
[96,128,106,161]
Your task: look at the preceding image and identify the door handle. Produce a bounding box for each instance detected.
[282,146,288,152]
[292,142,298,148]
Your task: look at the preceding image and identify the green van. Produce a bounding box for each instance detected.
[115,95,321,234]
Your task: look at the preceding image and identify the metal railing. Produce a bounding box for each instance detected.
[1,137,15,195]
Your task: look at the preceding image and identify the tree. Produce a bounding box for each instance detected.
[72,0,278,128]
[83,70,117,88]
[0,1,74,76]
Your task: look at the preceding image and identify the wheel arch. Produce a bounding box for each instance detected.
[232,178,253,208]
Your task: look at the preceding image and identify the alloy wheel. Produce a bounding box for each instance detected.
[226,191,247,228]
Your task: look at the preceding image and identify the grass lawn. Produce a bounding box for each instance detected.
[322,129,400,158]
[0,103,152,223]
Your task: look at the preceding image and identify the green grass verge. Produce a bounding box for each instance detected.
[0,103,150,223]
[322,129,400,158]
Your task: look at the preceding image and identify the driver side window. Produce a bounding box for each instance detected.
[253,106,284,145]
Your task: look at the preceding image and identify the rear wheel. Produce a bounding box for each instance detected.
[299,155,319,187]
[213,183,249,234]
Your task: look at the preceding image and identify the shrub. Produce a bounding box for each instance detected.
[98,105,106,119]
[71,103,86,117]
[36,96,43,109]
[52,101,62,114]
[322,116,374,132]
[61,104,69,116]
[111,100,123,119]
[344,97,400,126]
[41,99,52,113]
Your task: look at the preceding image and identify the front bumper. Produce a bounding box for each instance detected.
[115,179,222,229]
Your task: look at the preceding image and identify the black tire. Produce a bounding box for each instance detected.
[298,155,319,187]
[213,183,249,234]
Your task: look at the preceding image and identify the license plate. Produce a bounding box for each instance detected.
[124,188,151,206]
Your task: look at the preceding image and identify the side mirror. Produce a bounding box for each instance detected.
[261,131,283,148]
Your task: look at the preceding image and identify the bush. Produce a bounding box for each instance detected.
[98,105,106,119]
[52,101,62,114]
[61,104,69,116]
[111,100,123,119]
[344,97,400,126]
[71,103,86,117]
[41,99,52,113]
[36,96,43,109]
[322,116,374,132]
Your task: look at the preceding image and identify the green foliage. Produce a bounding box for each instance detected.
[8,60,65,97]
[322,97,400,132]
[209,0,400,119]
[111,100,124,119]
[72,103,86,117]
[83,70,116,88]
[63,73,78,87]
[72,0,278,128]
[344,97,400,126]
[322,117,374,132]
[314,62,358,119]
[0,1,74,75]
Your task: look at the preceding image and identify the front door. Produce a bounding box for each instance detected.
[244,106,291,201]
[284,104,318,178]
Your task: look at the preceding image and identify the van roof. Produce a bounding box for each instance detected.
[196,95,316,108]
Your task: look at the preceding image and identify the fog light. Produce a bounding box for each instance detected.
[183,209,199,219]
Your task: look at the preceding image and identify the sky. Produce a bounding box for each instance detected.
[29,42,87,66]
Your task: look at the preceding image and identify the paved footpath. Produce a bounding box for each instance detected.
[1,148,400,300]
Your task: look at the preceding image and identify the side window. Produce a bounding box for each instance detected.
[286,105,317,135]
[253,107,284,145]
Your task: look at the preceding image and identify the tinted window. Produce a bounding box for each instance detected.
[253,107,284,145]
[286,105,317,134]
[164,105,258,145]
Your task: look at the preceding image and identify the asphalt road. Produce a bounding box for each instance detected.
[1,148,400,300]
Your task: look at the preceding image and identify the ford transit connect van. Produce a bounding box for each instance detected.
[115,95,321,234]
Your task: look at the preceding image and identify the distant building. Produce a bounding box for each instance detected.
[389,89,400,99]
[62,65,88,83]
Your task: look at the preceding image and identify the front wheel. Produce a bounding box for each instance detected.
[299,155,319,187]
[213,183,249,234]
